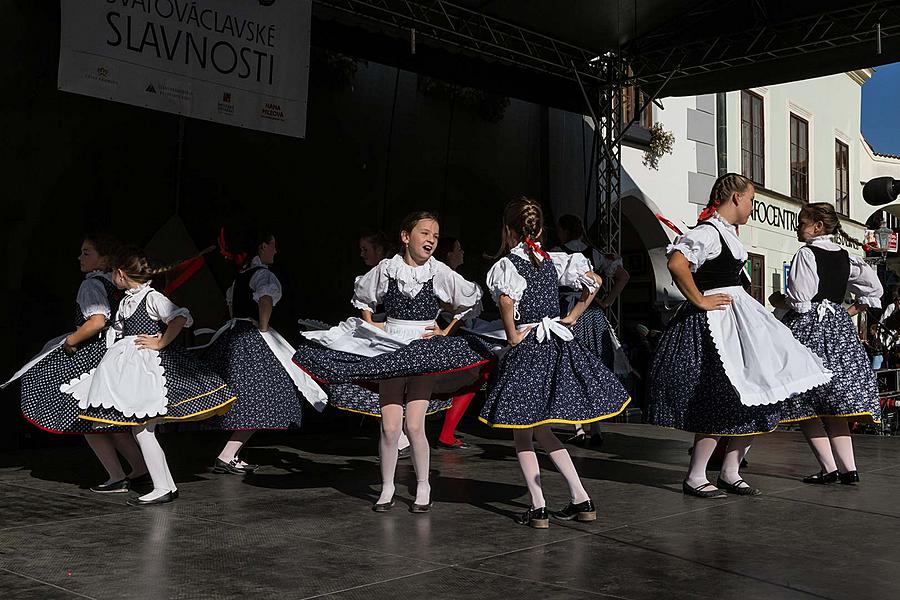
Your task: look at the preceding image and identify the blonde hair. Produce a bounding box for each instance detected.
[112,246,187,285]
[699,173,753,221]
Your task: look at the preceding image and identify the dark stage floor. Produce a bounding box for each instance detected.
[0,422,898,599]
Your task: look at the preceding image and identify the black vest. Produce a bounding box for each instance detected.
[231,266,264,319]
[808,245,850,304]
[691,222,745,292]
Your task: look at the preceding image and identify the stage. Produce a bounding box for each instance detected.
[0,422,897,599]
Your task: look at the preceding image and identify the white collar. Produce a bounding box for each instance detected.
[807,234,840,249]
[383,254,439,297]
[243,255,268,272]
[85,270,109,280]
[709,213,737,233]
[124,282,153,299]
[510,242,546,262]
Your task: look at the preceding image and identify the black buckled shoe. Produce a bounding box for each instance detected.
[716,477,762,496]
[839,470,860,485]
[372,499,395,513]
[126,490,178,506]
[552,499,597,522]
[90,478,129,494]
[410,501,434,514]
[213,458,254,474]
[802,470,839,484]
[589,433,604,449]
[682,480,728,499]
[515,506,549,528]
[564,433,587,447]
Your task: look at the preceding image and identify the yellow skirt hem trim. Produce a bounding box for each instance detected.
[478,397,631,429]
[79,397,236,427]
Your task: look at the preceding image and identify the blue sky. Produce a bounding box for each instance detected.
[862,61,900,156]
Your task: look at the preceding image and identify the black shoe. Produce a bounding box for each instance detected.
[126,490,177,506]
[398,447,411,459]
[552,499,596,522]
[515,506,549,528]
[716,477,762,496]
[682,480,727,499]
[564,433,587,447]
[839,470,860,485]
[588,433,604,449]
[410,501,434,513]
[372,499,395,512]
[437,439,471,450]
[802,470,839,484]
[213,458,254,474]
[90,478,129,494]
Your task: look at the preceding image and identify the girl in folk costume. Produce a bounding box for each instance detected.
[479,198,630,528]
[770,203,882,485]
[197,229,327,475]
[293,212,494,513]
[3,235,147,493]
[648,174,832,498]
[433,236,478,450]
[63,247,236,505]
[552,213,632,449]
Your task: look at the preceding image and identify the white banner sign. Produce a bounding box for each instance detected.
[58,0,310,138]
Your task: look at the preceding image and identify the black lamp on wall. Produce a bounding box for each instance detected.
[863,177,900,206]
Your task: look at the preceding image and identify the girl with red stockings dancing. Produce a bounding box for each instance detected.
[771,202,882,485]
[294,212,494,512]
[479,197,630,528]
[648,174,832,498]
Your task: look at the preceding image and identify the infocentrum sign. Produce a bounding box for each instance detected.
[751,198,798,233]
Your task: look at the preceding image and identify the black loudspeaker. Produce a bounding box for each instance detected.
[863,177,900,206]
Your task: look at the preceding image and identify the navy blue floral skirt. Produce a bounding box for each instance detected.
[198,321,303,430]
[292,335,495,399]
[647,307,783,436]
[571,305,616,370]
[479,330,630,428]
[779,304,880,424]
[19,337,124,434]
[324,382,452,417]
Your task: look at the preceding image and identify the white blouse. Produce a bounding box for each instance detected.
[667,213,748,271]
[114,283,194,332]
[225,256,283,308]
[351,254,483,321]
[76,271,114,321]
[486,243,600,316]
[550,240,624,279]
[786,235,883,313]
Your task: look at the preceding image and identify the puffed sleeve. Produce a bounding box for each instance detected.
[351,260,389,312]
[76,278,111,321]
[593,250,624,279]
[249,268,283,306]
[433,263,483,321]
[145,290,194,327]
[666,225,722,271]
[848,255,883,309]
[486,257,528,307]
[785,247,820,313]
[550,252,600,294]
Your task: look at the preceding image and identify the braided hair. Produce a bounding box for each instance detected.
[490,196,547,266]
[699,173,753,221]
[799,202,863,248]
[111,246,191,285]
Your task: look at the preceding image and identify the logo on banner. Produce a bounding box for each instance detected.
[261,102,285,121]
[217,91,235,116]
[85,65,117,86]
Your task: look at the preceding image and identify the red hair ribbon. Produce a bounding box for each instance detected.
[697,199,721,222]
[524,237,551,260]
[655,213,683,235]
[163,246,216,296]
[218,227,247,268]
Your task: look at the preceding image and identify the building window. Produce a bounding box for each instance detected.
[741,90,765,186]
[835,139,850,216]
[747,253,766,305]
[621,67,653,130]
[790,114,809,202]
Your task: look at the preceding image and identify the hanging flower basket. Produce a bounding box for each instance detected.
[642,123,675,170]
